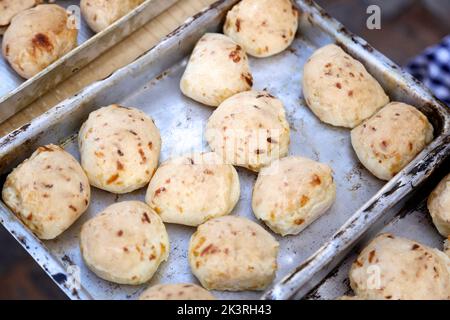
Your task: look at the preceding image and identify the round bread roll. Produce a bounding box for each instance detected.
[351,102,433,181]
[428,174,450,237]
[79,105,161,194]
[0,0,42,29]
[252,156,336,236]
[139,283,215,300]
[223,0,298,58]
[349,233,450,300]
[189,216,279,291]
[80,0,145,33]
[2,145,90,240]
[2,4,78,79]
[303,44,389,128]
[205,90,290,172]
[180,33,253,107]
[80,201,169,285]
[145,152,240,227]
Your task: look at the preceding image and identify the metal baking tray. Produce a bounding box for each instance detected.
[0,0,178,124]
[0,0,448,300]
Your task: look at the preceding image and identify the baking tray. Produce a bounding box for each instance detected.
[0,0,178,124]
[0,0,448,300]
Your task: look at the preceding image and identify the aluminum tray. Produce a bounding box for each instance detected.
[0,0,448,300]
[0,0,178,124]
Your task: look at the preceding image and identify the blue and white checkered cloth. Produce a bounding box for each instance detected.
[407,36,450,106]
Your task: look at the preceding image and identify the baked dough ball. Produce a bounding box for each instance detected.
[351,102,433,181]
[145,152,240,227]
[139,283,215,300]
[189,216,279,291]
[180,33,253,107]
[223,0,298,58]
[2,145,90,240]
[0,0,42,29]
[80,0,145,33]
[2,4,78,79]
[79,105,161,194]
[428,174,450,237]
[205,90,290,172]
[349,233,450,300]
[303,44,389,128]
[252,156,336,236]
[80,201,169,285]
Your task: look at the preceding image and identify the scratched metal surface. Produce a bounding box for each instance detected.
[0,0,448,300]
[0,0,178,124]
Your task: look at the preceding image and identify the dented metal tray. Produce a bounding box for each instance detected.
[0,0,178,124]
[0,0,448,300]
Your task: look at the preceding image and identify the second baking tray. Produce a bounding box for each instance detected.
[0,0,448,300]
[0,0,178,124]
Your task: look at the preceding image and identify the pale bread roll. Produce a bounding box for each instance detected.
[351,102,433,181]
[139,283,215,300]
[205,90,290,172]
[180,33,253,107]
[338,296,363,300]
[303,44,389,128]
[2,145,90,240]
[2,4,78,79]
[224,0,298,57]
[428,174,450,237]
[145,152,240,227]
[189,216,279,291]
[81,0,145,33]
[80,201,169,285]
[252,156,336,236]
[349,234,450,300]
[79,105,161,194]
